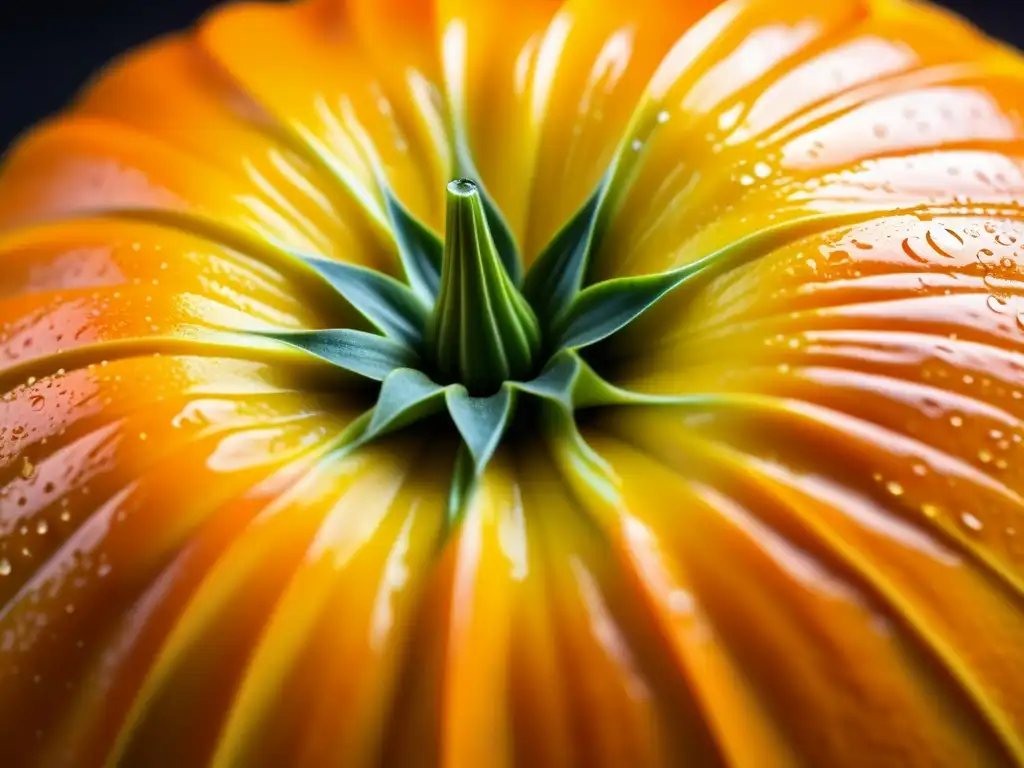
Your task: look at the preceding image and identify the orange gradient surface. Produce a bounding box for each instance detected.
[1,0,1024,765]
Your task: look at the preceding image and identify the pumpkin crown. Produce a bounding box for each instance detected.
[237,121,774,518]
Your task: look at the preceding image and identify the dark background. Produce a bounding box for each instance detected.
[0,0,1020,153]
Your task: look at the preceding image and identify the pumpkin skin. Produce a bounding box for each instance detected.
[2,0,1024,765]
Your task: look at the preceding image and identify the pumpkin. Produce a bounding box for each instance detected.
[1,0,1024,764]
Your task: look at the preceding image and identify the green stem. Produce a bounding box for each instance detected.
[430,179,540,394]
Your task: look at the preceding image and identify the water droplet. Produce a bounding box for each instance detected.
[656,110,670,124]
[949,414,964,427]
[753,161,772,179]
[987,295,1008,313]
[996,233,1017,246]
[912,463,928,477]
[630,138,643,152]
[0,559,11,576]
[926,227,963,258]
[738,174,755,186]
[886,481,905,497]
[29,395,45,411]
[138,432,147,441]
[901,237,929,264]
[20,457,35,480]
[873,124,889,139]
[59,511,71,523]
[921,503,941,519]
[978,449,993,464]
[960,512,984,531]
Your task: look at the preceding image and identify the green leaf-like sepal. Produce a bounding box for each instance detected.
[444,385,516,476]
[512,349,705,412]
[431,180,541,394]
[250,329,419,381]
[522,175,607,328]
[364,368,448,440]
[553,266,701,350]
[380,185,445,302]
[298,256,429,350]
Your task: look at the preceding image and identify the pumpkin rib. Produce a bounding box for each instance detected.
[0,411,331,617]
[0,393,327,596]
[550,448,789,767]
[71,31,377,244]
[104,428,380,766]
[625,362,1024,447]
[285,443,452,767]
[531,459,726,767]
[195,0,445,236]
[651,290,1024,352]
[206,438,442,768]
[0,416,340,766]
[0,217,331,319]
[601,64,1024,279]
[608,210,1024,370]
[70,36,353,242]
[81,207,385,304]
[722,444,1024,744]
[517,0,727,258]
[37,451,335,766]
[0,284,309,344]
[756,59,1023,151]
[606,425,1024,761]
[598,15,1003,276]
[0,115,370,267]
[0,338,349,396]
[606,519,798,768]
[611,392,1024,603]
[641,0,874,145]
[686,479,1023,766]
[578,427,1023,764]
[503,448,578,767]
[618,141,1024,281]
[719,9,997,147]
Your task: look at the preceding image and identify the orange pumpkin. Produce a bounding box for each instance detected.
[1,0,1024,765]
